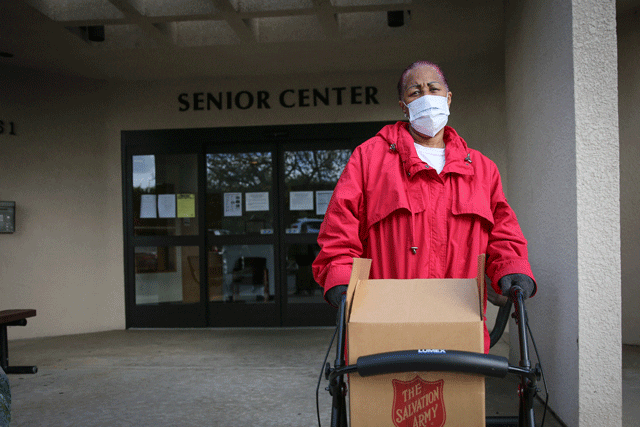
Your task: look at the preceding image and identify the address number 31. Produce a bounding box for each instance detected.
[0,121,17,135]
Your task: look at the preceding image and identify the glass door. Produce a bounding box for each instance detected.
[280,144,353,326]
[124,147,206,327]
[205,147,279,326]
[204,142,354,326]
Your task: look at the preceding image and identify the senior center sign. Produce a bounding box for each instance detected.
[178,86,379,111]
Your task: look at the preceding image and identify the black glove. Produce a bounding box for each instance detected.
[498,274,536,299]
[325,285,348,308]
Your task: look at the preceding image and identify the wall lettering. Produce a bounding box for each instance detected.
[178,86,379,112]
[0,120,17,135]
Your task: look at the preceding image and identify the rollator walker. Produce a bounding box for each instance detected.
[319,257,546,427]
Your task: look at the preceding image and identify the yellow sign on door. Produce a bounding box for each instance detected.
[177,194,196,218]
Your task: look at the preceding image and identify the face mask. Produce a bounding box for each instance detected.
[404,95,450,137]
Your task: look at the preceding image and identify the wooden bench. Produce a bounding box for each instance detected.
[0,310,37,374]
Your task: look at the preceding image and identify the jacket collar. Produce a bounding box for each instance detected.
[387,122,475,178]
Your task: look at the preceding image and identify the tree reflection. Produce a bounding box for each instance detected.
[207,152,272,191]
[205,149,352,233]
[206,150,352,191]
[284,150,351,187]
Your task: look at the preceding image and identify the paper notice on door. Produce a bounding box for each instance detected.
[315,191,333,215]
[177,194,196,218]
[140,194,157,218]
[158,194,176,218]
[290,191,314,211]
[224,192,242,217]
[246,192,269,212]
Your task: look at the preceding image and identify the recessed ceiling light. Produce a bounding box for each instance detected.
[0,51,14,58]
[387,11,405,27]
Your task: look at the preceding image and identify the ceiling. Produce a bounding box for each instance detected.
[0,0,637,82]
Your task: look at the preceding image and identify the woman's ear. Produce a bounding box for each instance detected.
[399,99,408,117]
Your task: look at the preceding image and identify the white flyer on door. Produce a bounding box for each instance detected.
[316,191,333,215]
[140,194,157,218]
[224,192,242,217]
[158,194,176,218]
[290,191,314,211]
[246,192,269,212]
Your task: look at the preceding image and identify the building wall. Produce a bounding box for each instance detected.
[1,53,509,339]
[573,1,621,425]
[0,69,124,336]
[505,0,622,425]
[505,1,579,424]
[618,7,640,345]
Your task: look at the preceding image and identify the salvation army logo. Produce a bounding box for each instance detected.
[392,377,445,427]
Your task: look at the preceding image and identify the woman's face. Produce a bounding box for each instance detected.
[399,65,452,115]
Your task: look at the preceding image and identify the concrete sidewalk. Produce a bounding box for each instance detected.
[3,328,565,426]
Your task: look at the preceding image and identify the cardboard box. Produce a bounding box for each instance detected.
[346,255,486,427]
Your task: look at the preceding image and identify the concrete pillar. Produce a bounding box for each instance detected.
[504,0,621,426]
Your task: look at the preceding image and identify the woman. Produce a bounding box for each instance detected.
[312,61,536,353]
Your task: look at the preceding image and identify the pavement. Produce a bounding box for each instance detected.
[1,327,613,426]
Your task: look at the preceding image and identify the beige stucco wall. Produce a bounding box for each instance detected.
[573,1,621,426]
[505,0,622,425]
[1,53,509,339]
[618,7,640,345]
[0,69,125,337]
[505,1,579,423]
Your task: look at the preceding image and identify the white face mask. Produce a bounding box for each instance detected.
[404,95,450,137]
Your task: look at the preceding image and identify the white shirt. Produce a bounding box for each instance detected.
[414,143,445,174]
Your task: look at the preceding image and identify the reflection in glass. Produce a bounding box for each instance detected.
[209,244,275,304]
[133,155,156,189]
[286,244,324,303]
[132,154,198,236]
[134,246,199,304]
[284,149,351,234]
[206,152,273,235]
[284,150,350,185]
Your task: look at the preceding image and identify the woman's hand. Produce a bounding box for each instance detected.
[325,285,348,307]
[498,274,536,299]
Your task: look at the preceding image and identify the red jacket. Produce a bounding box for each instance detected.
[312,122,535,353]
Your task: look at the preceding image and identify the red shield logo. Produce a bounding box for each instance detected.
[392,377,445,427]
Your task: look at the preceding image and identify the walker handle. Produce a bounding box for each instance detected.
[356,350,510,378]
